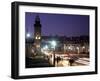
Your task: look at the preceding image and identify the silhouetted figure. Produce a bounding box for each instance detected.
[57,56,61,64]
[69,59,74,66]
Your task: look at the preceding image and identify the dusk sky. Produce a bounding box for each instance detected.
[25,12,89,37]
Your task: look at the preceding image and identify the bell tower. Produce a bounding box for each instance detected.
[34,15,41,51]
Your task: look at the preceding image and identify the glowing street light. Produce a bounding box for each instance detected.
[45,45,48,49]
[26,33,31,38]
[51,40,56,49]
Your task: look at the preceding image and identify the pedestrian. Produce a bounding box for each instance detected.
[57,56,61,64]
[69,58,74,66]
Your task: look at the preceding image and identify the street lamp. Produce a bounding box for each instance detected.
[26,33,31,38]
[51,40,56,66]
[51,41,56,49]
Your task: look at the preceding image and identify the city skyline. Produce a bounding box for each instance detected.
[25,12,89,37]
[25,12,90,68]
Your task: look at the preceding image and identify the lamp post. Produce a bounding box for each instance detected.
[51,40,56,66]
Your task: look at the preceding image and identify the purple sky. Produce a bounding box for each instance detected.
[25,12,89,37]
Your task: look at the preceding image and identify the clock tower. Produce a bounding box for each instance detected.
[34,15,41,51]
